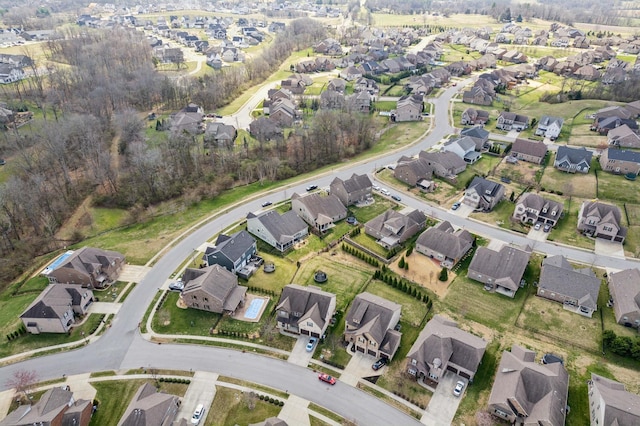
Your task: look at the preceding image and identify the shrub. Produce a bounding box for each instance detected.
[439,267,448,282]
[259,394,265,400]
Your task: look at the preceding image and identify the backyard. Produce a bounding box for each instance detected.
[206,386,282,426]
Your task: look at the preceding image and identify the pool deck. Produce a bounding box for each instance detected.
[232,294,270,323]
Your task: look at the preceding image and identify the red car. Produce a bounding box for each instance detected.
[318,373,336,385]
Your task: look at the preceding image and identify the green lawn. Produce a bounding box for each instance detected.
[596,166,640,204]
[452,156,501,190]
[546,197,595,251]
[349,232,389,257]
[152,291,222,336]
[539,154,597,199]
[469,200,519,232]
[293,256,373,311]
[245,252,298,293]
[351,196,397,223]
[366,280,429,327]
[205,386,281,426]
[373,101,396,111]
[91,380,188,426]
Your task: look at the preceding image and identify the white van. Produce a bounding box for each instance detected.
[191,404,205,425]
[380,188,390,196]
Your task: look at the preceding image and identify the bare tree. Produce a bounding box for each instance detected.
[6,369,38,399]
[243,391,257,410]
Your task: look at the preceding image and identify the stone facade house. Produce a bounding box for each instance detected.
[577,201,627,243]
[203,230,257,273]
[510,138,548,164]
[329,173,372,207]
[554,146,592,173]
[600,148,640,176]
[21,285,94,334]
[537,255,601,317]
[608,268,640,328]
[118,383,180,426]
[344,292,402,359]
[394,157,433,187]
[462,86,494,106]
[291,192,347,233]
[0,387,92,426]
[496,112,529,131]
[247,210,308,252]
[589,373,640,426]
[364,209,427,249]
[415,221,474,268]
[406,315,487,384]
[468,245,531,298]
[181,265,247,314]
[463,177,505,212]
[392,94,423,122]
[275,284,336,338]
[43,247,125,289]
[488,345,569,425]
[512,192,563,227]
[461,108,490,125]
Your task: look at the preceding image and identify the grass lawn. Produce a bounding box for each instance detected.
[286,235,326,263]
[351,196,398,223]
[539,154,597,199]
[546,197,595,251]
[245,252,298,293]
[624,226,640,258]
[596,168,640,204]
[293,255,373,311]
[152,291,222,336]
[453,156,501,190]
[216,300,275,336]
[373,101,396,111]
[349,232,389,257]
[205,386,281,426]
[469,200,521,232]
[366,280,429,327]
[91,379,188,426]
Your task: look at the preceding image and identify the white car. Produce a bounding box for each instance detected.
[380,188,390,196]
[191,404,205,425]
[372,184,381,191]
[453,380,465,397]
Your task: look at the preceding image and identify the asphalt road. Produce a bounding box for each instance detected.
[2,75,639,424]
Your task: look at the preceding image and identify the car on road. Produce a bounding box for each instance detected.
[380,188,390,196]
[318,373,336,385]
[391,195,401,202]
[372,184,381,191]
[306,337,318,352]
[453,380,465,397]
[543,223,551,233]
[191,404,205,425]
[261,201,272,207]
[534,222,542,231]
[306,184,318,191]
[169,282,184,292]
[372,358,388,371]
[451,202,461,210]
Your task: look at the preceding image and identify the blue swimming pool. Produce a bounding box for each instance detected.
[42,250,75,275]
[244,298,265,320]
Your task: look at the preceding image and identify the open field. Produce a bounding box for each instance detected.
[539,154,597,199]
[494,156,543,186]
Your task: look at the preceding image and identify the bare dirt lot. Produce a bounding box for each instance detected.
[388,252,454,298]
[494,157,542,186]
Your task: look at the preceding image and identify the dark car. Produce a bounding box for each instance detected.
[306,184,318,191]
[372,358,388,371]
[346,216,358,225]
[318,373,336,385]
[543,223,551,233]
[391,195,401,202]
[542,353,564,365]
[261,201,272,207]
[452,202,461,210]
[0,159,5,166]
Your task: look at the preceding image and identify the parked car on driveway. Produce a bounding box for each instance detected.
[318,373,336,385]
[543,223,551,233]
[453,380,465,397]
[372,358,388,371]
[534,222,542,231]
[451,202,461,210]
[306,337,317,352]
[191,404,205,425]
[346,216,358,225]
[169,282,184,292]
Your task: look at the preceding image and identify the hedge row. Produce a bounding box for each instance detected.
[374,269,432,307]
[6,324,27,341]
[257,394,285,406]
[158,377,191,384]
[341,243,380,267]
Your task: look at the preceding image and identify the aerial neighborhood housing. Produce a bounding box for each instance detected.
[509,138,548,164]
[21,285,94,334]
[463,177,505,212]
[291,192,347,233]
[588,373,640,426]
[468,244,532,297]
[415,221,474,268]
[203,230,257,274]
[577,201,627,243]
[275,284,336,338]
[512,193,563,228]
[608,268,640,328]
[247,210,309,252]
[42,247,125,289]
[364,209,427,249]
[0,387,92,426]
[181,265,247,315]
[554,146,593,173]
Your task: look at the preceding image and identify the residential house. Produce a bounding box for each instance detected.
[275,284,336,338]
[364,209,427,249]
[462,86,494,106]
[406,315,487,383]
[0,64,25,84]
[343,66,362,81]
[344,292,402,359]
[461,127,490,151]
[608,268,640,328]
[463,177,505,212]
[608,124,640,148]
[594,105,634,121]
[291,192,347,233]
[246,210,308,253]
[392,95,423,122]
[443,137,482,164]
[320,90,345,110]
[181,264,247,314]
[510,138,548,165]
[600,148,640,176]
[535,116,564,139]
[204,122,237,147]
[118,382,180,426]
[574,64,600,80]
[249,117,283,142]
[589,373,640,426]
[353,77,378,94]
[468,245,531,297]
[203,230,257,274]
[42,246,125,288]
[577,201,627,243]
[419,151,468,179]
[415,221,474,268]
[488,345,569,425]
[269,98,298,127]
[347,91,372,112]
[394,157,433,187]
[21,284,94,334]
[329,173,372,207]
[496,112,529,131]
[513,193,563,227]
[0,387,92,426]
[554,146,592,173]
[537,255,601,317]
[460,108,490,125]
[170,110,203,134]
[593,116,638,134]
[327,78,346,93]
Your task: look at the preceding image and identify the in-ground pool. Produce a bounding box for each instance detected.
[244,298,265,320]
[42,250,75,275]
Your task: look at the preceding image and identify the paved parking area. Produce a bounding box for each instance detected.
[287,335,315,367]
[595,239,625,258]
[87,302,121,315]
[527,227,549,242]
[486,239,506,251]
[340,349,378,386]
[451,203,474,218]
[176,371,218,424]
[118,265,152,283]
[421,372,465,426]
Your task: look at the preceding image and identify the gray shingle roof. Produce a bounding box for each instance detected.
[555,145,592,165]
[247,210,308,245]
[182,264,246,311]
[345,292,401,355]
[20,284,86,320]
[0,387,89,426]
[291,192,346,221]
[118,382,179,426]
[539,255,601,310]
[608,268,640,323]
[468,245,531,291]
[467,176,504,198]
[416,221,474,261]
[590,373,640,426]
[208,230,255,264]
[276,284,335,331]
[331,173,372,194]
[461,126,490,140]
[512,138,548,159]
[606,148,640,163]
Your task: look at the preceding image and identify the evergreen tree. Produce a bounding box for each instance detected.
[439,267,449,282]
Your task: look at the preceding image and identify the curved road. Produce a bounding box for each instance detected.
[1,79,639,423]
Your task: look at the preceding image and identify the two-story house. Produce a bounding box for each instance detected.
[608,124,640,148]
[460,108,490,125]
[21,285,94,334]
[364,209,427,249]
[419,151,468,179]
[181,265,247,315]
[247,210,308,252]
[118,383,180,426]
[275,284,336,338]
[512,192,563,227]
[344,292,402,359]
[468,244,531,298]
[392,94,423,122]
[535,115,564,139]
[463,177,505,212]
[600,148,640,176]
[291,192,347,233]
[42,246,125,289]
[577,201,627,243]
[496,111,529,131]
[1,387,92,426]
[589,374,640,426]
[460,126,490,151]
[442,137,482,164]
[510,138,548,164]
[203,230,257,274]
[415,221,474,268]
[554,146,592,173]
[394,157,434,187]
[329,173,372,207]
[608,268,640,328]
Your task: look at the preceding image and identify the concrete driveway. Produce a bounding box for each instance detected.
[421,372,465,426]
[595,239,625,258]
[118,265,151,283]
[340,349,378,386]
[288,335,315,367]
[176,371,218,424]
[527,227,549,242]
[451,203,474,218]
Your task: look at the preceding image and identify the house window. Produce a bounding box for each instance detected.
[204,305,210,310]
[603,226,613,232]
[307,321,313,327]
[193,303,199,308]
[192,296,198,300]
[371,341,376,347]
[494,409,509,418]
[411,359,417,366]
[551,210,556,216]
[358,337,365,343]
[203,297,208,302]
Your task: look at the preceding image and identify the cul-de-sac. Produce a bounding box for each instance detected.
[1,0,640,425]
